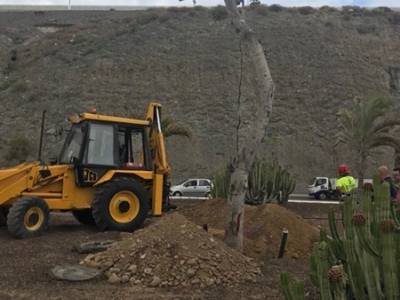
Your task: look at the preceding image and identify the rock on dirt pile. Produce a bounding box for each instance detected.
[82,212,262,288]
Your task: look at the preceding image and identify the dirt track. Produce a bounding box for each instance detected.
[0,200,340,300]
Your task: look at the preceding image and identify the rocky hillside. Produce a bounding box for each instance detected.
[0,5,399,191]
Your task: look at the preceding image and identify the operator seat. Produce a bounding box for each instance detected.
[119,144,144,170]
[123,162,144,169]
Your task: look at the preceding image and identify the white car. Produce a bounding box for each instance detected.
[170,178,213,198]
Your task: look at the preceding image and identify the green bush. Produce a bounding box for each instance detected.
[3,136,32,164]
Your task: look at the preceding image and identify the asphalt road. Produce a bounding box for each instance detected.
[170,194,340,204]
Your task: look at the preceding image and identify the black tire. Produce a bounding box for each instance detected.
[318,192,328,200]
[173,191,182,196]
[0,207,8,227]
[6,196,50,239]
[92,177,150,232]
[72,209,96,226]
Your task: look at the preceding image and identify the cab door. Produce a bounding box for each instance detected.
[75,122,118,187]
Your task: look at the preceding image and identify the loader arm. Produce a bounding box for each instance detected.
[145,103,171,216]
[145,103,171,179]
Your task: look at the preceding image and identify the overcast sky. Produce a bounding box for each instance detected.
[0,0,399,8]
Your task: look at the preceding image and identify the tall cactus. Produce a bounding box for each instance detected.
[280,170,400,300]
[210,155,296,206]
[210,162,231,199]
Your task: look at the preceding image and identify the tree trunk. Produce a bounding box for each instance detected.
[223,0,275,251]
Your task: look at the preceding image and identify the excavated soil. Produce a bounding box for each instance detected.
[0,200,331,299]
[82,212,262,288]
[177,199,321,261]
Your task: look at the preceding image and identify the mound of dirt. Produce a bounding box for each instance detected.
[178,199,320,260]
[82,212,262,288]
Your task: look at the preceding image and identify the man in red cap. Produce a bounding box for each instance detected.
[336,164,356,200]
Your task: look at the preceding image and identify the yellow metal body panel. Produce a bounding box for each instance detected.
[93,170,154,186]
[152,174,163,216]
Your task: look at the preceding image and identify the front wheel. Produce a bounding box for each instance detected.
[318,192,328,200]
[92,177,150,232]
[6,196,50,239]
[173,191,182,197]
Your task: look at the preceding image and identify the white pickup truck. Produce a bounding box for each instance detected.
[308,176,372,200]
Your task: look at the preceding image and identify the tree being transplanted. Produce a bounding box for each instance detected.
[180,0,275,251]
[161,117,192,140]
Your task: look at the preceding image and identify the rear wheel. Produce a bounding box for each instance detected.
[7,196,50,239]
[92,177,150,232]
[72,209,96,226]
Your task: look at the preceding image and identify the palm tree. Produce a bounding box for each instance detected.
[130,111,192,140]
[161,117,192,140]
[335,94,400,196]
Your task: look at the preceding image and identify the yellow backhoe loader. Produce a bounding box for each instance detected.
[0,103,176,239]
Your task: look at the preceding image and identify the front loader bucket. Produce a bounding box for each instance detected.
[0,162,36,206]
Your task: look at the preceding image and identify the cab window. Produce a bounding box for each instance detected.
[59,123,84,164]
[85,123,116,166]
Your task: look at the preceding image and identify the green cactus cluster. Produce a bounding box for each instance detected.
[280,170,400,300]
[210,156,296,206]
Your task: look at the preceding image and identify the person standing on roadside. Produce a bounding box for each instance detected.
[378,166,397,199]
[336,164,356,200]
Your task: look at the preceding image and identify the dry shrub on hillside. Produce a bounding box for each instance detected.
[252,4,269,16]
[136,11,159,25]
[389,12,400,26]
[194,5,208,12]
[268,4,283,13]
[297,6,316,15]
[210,5,229,21]
[121,16,134,24]
[356,24,376,34]
[319,5,338,13]
[156,6,192,22]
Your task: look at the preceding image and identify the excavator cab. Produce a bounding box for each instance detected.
[0,103,175,239]
[58,118,151,187]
